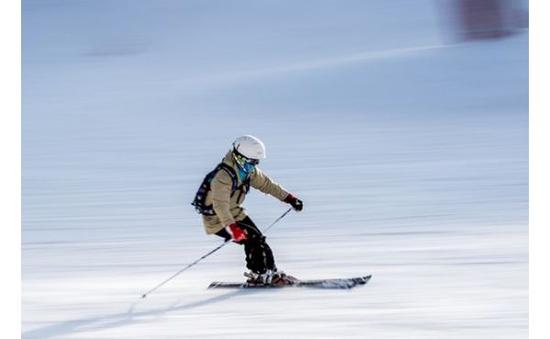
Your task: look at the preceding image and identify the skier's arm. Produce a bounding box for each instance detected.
[250,168,289,201]
[210,170,235,226]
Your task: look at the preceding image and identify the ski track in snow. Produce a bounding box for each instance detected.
[22,1,527,338]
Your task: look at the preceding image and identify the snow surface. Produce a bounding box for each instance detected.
[22,1,528,338]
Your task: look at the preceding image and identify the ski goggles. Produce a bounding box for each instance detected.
[233,150,260,168]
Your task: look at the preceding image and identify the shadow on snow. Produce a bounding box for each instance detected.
[22,290,257,339]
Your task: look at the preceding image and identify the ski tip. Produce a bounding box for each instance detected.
[358,275,372,284]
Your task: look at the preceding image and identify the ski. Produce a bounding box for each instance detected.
[208,275,372,289]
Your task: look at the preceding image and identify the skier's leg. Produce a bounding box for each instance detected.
[237,217,276,274]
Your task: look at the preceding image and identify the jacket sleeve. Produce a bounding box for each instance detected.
[210,170,235,226]
[250,168,290,201]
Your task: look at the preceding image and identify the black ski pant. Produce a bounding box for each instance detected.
[215,216,276,274]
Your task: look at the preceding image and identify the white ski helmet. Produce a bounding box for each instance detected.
[232,135,266,160]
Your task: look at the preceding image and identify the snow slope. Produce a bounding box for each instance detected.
[22,1,528,338]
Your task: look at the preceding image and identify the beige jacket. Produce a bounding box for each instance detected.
[201,151,289,234]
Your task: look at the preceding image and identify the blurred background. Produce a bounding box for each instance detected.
[22,1,528,338]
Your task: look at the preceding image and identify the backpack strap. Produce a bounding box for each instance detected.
[217,163,238,193]
[219,163,251,199]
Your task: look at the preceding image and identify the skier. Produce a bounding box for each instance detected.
[192,135,303,285]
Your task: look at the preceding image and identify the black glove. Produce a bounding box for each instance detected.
[284,194,303,211]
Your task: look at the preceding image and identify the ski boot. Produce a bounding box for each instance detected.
[244,270,298,286]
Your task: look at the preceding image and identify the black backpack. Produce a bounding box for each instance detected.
[191,163,250,216]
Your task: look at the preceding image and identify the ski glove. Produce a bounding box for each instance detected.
[284,194,303,211]
[225,223,248,242]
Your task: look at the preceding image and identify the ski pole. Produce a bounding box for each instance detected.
[141,208,293,298]
[141,240,230,298]
[263,207,292,233]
